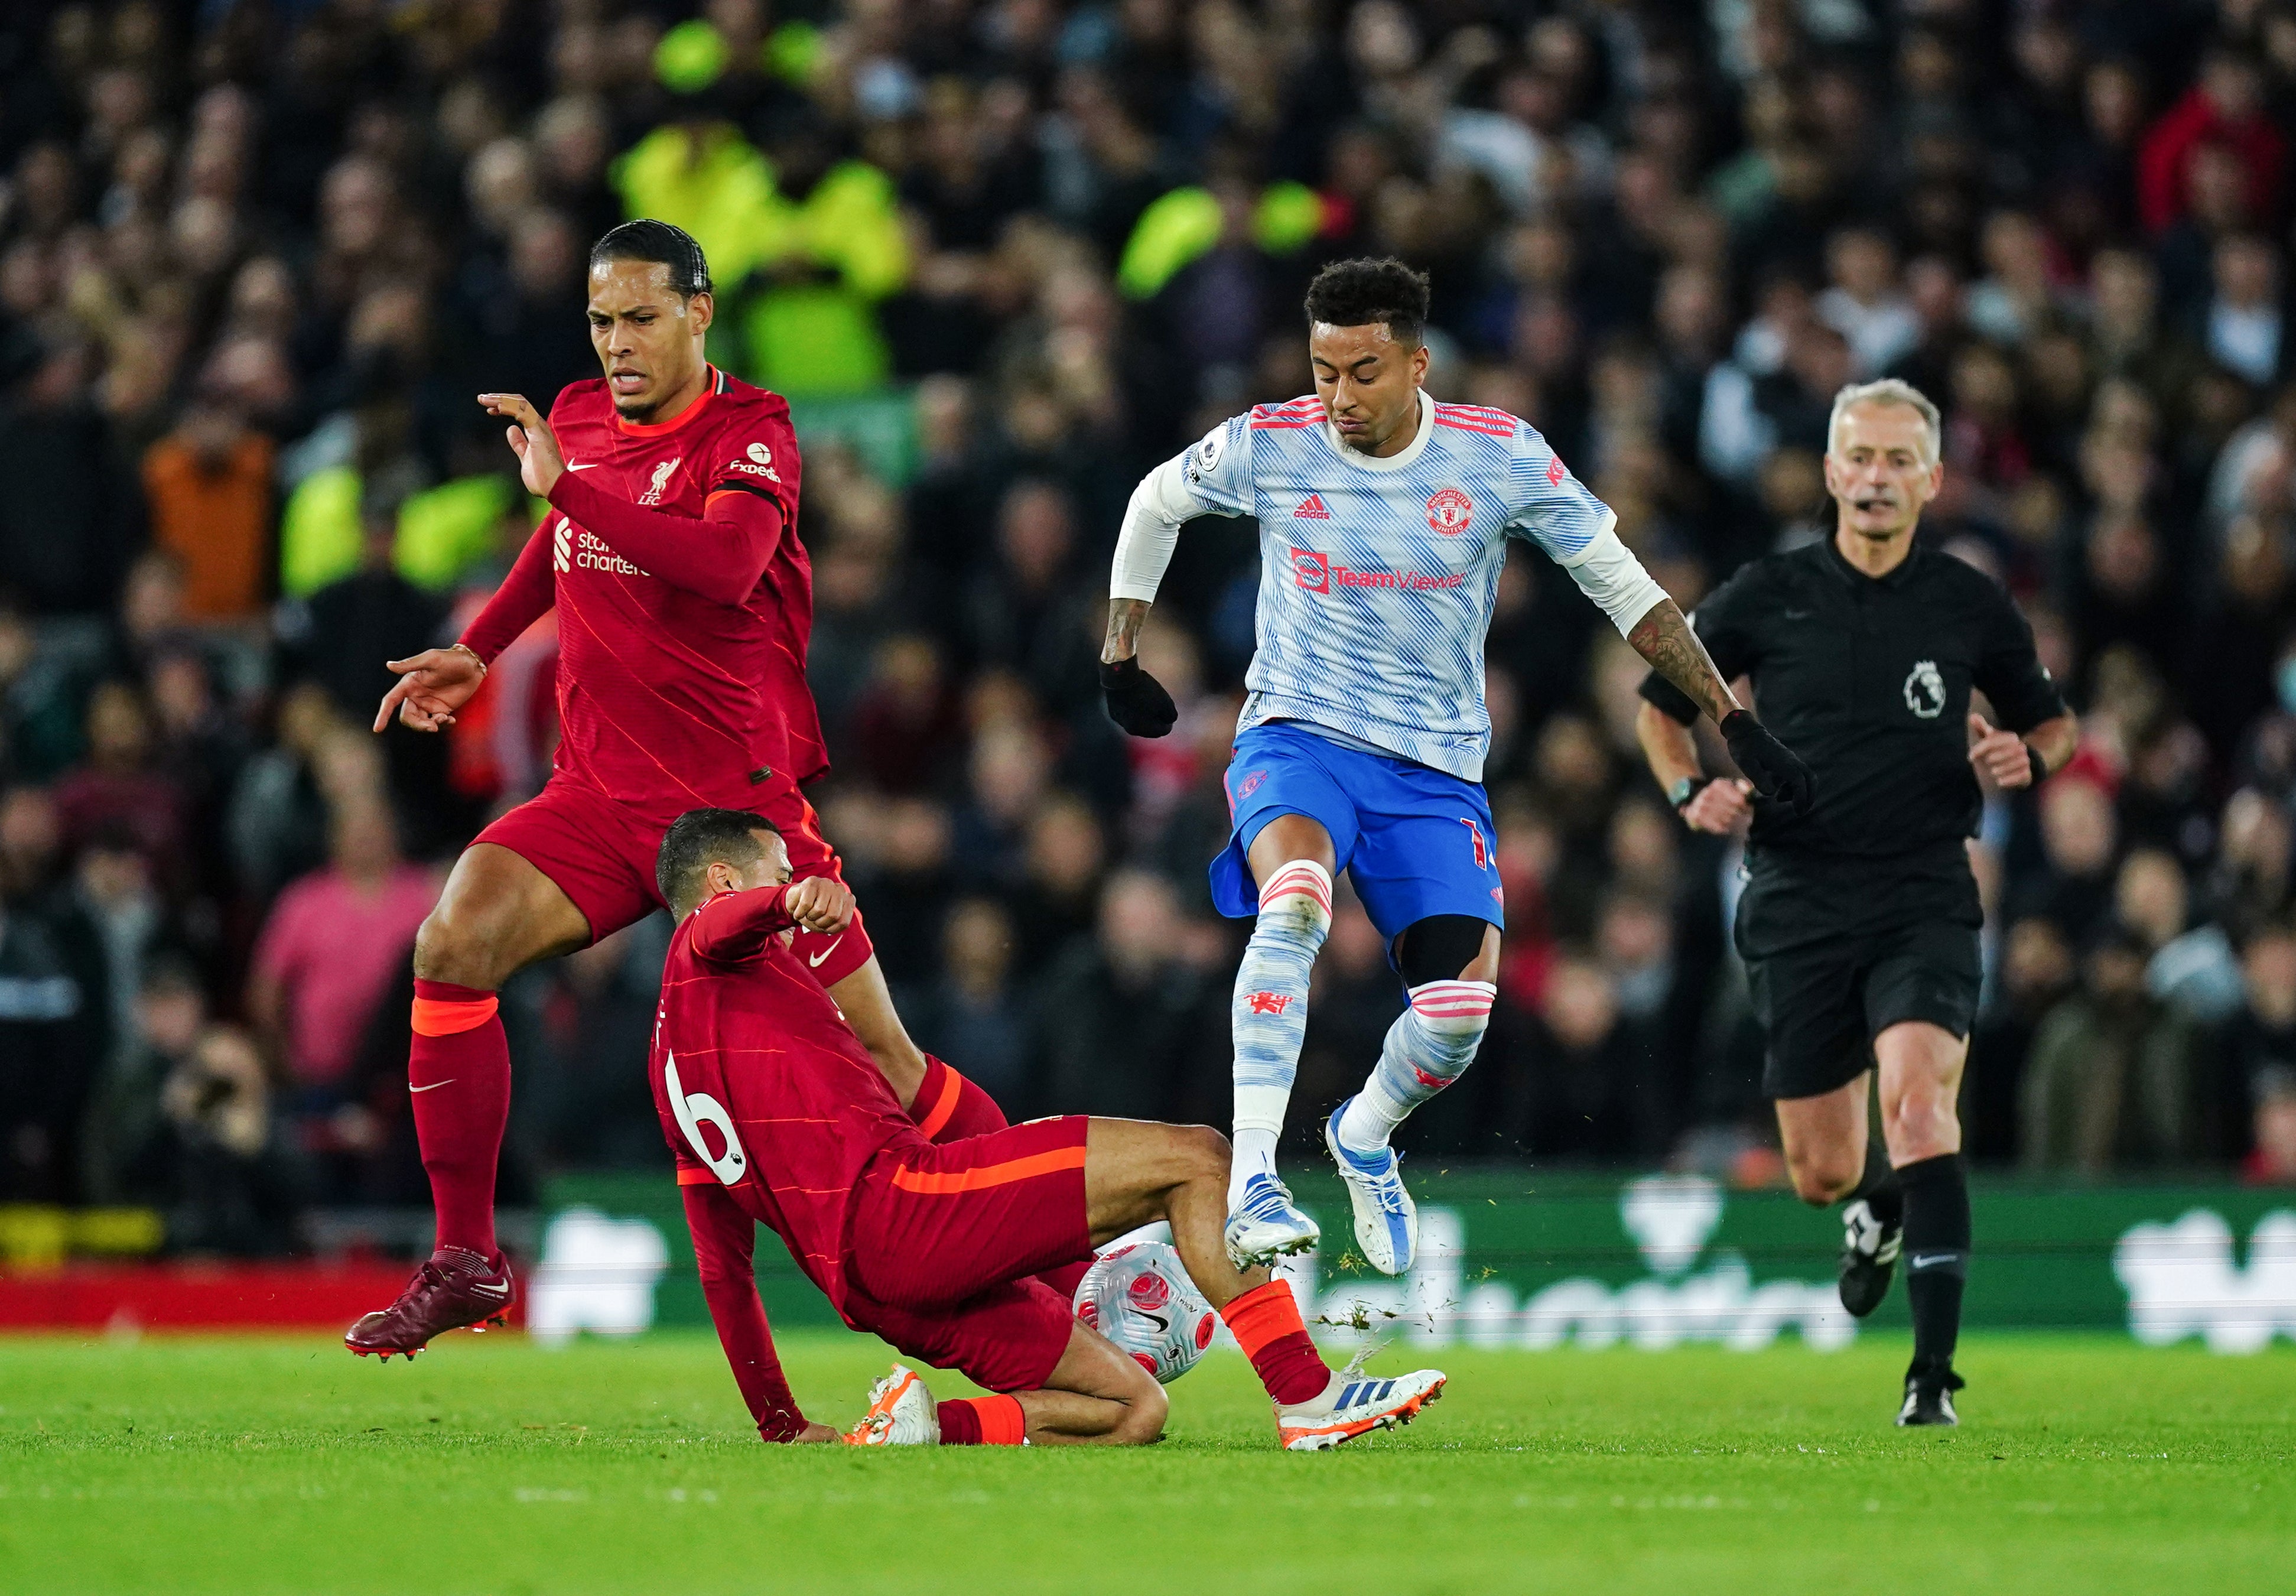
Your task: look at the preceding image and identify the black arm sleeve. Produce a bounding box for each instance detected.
[1637,563,1763,726]
[1970,578,2068,733]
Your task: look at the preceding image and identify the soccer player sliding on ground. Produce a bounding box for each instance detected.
[1634,381,2077,1425]
[348,222,1036,1357]
[1101,258,1813,1277]
[649,809,1446,1451]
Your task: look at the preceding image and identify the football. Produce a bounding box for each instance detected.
[1071,1241,1217,1384]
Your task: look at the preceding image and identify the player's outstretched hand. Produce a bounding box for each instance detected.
[1967,712,2040,791]
[1721,709,1815,816]
[784,875,856,935]
[478,392,565,496]
[1680,776,1755,837]
[1100,655,1177,737]
[792,1422,841,1444]
[373,645,486,733]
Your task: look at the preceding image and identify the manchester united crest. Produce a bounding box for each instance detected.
[1426,486,1472,534]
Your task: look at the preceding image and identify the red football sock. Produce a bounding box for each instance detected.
[937,1395,1026,1446]
[409,978,511,1259]
[1219,1279,1330,1406]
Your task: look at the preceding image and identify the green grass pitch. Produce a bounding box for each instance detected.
[2,1331,2291,1595]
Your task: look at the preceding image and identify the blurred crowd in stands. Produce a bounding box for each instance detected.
[6,0,2296,1256]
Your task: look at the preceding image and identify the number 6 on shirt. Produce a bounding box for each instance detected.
[665,1052,747,1185]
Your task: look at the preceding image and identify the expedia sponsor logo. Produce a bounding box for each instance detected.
[727,441,782,482]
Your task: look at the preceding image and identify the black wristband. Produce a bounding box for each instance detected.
[2027,743,2050,788]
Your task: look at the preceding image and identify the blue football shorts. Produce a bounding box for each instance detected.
[1209,720,1504,943]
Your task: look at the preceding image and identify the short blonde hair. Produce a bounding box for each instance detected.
[1827,379,1941,464]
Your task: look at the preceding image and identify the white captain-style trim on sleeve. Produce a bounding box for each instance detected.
[1553,515,1669,636]
[1109,453,1199,603]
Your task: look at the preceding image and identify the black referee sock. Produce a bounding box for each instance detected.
[1846,1140,1903,1227]
[1898,1152,1970,1377]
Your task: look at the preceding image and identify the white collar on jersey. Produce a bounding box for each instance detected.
[1321,389,1436,472]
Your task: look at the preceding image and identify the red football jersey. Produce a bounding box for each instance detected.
[464,367,827,821]
[649,885,922,1316]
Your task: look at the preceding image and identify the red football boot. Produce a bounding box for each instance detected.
[344,1248,515,1359]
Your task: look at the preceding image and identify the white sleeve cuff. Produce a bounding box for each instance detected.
[1109,454,1199,604]
[1557,518,1669,636]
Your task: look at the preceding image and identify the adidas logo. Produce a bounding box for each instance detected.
[1293,493,1332,519]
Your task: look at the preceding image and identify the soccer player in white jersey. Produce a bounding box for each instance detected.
[1100,259,1815,1275]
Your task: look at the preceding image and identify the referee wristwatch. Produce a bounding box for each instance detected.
[1667,775,1710,812]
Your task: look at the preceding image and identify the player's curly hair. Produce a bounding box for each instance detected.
[1303,257,1432,347]
[590,218,713,297]
[657,807,782,914]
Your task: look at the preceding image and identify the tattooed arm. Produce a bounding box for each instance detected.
[1627,598,1742,724]
[1627,570,1814,815]
[1102,597,1150,665]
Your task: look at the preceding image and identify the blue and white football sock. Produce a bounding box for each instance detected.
[1335,980,1495,1153]
[1228,859,1332,1209]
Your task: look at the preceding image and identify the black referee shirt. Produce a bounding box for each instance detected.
[1641,537,2067,945]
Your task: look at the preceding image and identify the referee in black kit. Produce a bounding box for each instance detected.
[1635,380,2077,1426]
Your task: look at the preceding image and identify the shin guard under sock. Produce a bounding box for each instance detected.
[1229,861,1332,1205]
[1848,1139,1904,1227]
[938,1394,1026,1445]
[1898,1152,1970,1374]
[409,978,510,1259]
[1219,1279,1329,1406]
[1336,980,1494,1152]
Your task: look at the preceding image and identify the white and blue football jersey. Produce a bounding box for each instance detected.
[1176,391,1615,782]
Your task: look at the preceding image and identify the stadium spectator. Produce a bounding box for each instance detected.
[140,393,274,623]
[1030,867,1224,1123]
[895,895,1032,1107]
[51,681,186,883]
[2021,928,2214,1173]
[248,799,434,1111]
[0,876,100,1202]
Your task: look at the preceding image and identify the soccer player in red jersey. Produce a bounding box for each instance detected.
[346,222,1010,1356]
[648,808,1448,1450]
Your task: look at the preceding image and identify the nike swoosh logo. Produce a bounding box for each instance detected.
[409,1080,455,1093]
[808,935,843,968]
[566,461,597,470]
[470,1281,510,1298]
[1908,1253,1960,1269]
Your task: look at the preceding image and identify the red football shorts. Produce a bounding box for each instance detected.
[473,769,872,985]
[841,1117,1095,1393]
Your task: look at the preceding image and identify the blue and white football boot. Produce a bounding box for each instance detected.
[1224,1171,1320,1271]
[1325,1098,1417,1276]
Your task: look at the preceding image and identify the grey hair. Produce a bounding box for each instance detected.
[1827,379,1942,464]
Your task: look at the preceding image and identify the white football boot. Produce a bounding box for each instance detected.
[1324,1099,1417,1275]
[843,1364,939,1447]
[1224,1171,1321,1270]
[1275,1366,1447,1452]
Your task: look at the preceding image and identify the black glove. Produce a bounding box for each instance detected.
[1100,655,1177,737]
[1721,709,1814,816]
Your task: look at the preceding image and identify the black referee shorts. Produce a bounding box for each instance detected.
[1743,919,1981,1101]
